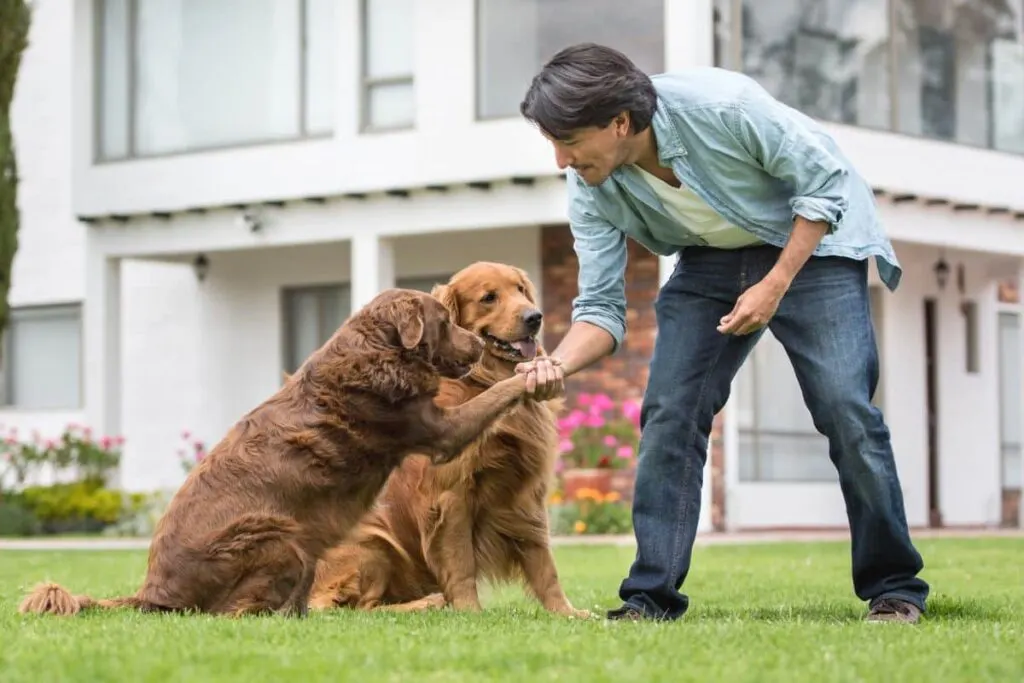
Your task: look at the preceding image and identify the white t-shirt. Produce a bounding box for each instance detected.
[632,164,764,249]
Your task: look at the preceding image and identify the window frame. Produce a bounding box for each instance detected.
[1,303,84,410]
[280,283,352,375]
[93,0,334,163]
[713,0,1024,155]
[359,0,416,133]
[472,0,668,122]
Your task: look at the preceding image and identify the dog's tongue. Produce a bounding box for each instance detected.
[511,338,538,360]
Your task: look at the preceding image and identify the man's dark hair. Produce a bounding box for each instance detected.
[519,43,657,141]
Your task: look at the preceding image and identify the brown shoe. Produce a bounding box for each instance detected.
[865,598,922,624]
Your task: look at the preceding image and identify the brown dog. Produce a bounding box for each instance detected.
[18,288,530,618]
[308,262,590,618]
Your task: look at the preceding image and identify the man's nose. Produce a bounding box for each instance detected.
[554,147,572,170]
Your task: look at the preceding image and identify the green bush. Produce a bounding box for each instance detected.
[17,481,129,534]
[0,492,40,537]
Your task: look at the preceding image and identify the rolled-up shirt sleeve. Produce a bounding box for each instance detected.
[566,176,628,351]
[726,99,850,233]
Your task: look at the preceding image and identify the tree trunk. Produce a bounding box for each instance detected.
[0,0,32,359]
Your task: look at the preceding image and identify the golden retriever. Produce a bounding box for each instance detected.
[308,262,590,618]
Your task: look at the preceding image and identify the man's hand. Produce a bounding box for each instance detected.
[717,276,788,336]
[514,357,565,400]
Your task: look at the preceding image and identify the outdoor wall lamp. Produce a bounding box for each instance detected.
[193,253,209,282]
[933,253,950,290]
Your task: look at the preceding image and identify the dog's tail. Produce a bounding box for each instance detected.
[18,582,147,616]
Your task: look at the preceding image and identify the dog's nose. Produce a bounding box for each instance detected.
[522,309,543,332]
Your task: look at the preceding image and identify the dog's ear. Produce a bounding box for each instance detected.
[430,283,460,325]
[393,299,425,350]
[515,267,539,304]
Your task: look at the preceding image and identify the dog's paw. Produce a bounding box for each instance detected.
[422,593,447,610]
[569,608,594,620]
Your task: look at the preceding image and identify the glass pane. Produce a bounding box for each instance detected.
[739,431,838,482]
[712,0,738,70]
[134,0,302,155]
[476,0,665,119]
[305,0,337,134]
[287,290,322,372]
[365,0,414,80]
[7,308,81,410]
[736,330,831,482]
[742,0,891,130]
[98,0,130,159]
[366,81,415,130]
[894,0,1023,148]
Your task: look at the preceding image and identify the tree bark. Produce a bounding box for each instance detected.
[0,0,32,358]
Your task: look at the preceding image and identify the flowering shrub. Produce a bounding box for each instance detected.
[177,430,208,474]
[0,423,136,536]
[0,424,123,488]
[548,487,632,535]
[556,392,641,470]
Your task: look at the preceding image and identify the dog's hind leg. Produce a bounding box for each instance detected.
[370,593,447,613]
[202,513,313,617]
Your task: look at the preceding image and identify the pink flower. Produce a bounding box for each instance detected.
[100,436,113,449]
[4,437,16,445]
[602,435,617,447]
[181,430,192,440]
[576,393,593,406]
[622,400,642,428]
[194,441,204,452]
[114,436,125,446]
[616,445,634,460]
[584,413,606,429]
[558,438,574,454]
[592,393,615,411]
[44,439,56,449]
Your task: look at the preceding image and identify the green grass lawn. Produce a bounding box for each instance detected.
[2,537,1022,682]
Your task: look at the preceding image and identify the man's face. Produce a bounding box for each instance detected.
[543,113,632,187]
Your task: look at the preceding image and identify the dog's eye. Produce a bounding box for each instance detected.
[517,285,526,295]
[480,291,497,304]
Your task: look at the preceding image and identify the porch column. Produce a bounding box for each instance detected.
[350,233,395,313]
[1019,264,1024,528]
[83,236,123,486]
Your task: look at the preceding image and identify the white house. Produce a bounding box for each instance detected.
[4,0,1023,533]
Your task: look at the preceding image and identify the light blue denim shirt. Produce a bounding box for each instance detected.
[566,66,900,350]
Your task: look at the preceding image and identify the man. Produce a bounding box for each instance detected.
[514,43,929,624]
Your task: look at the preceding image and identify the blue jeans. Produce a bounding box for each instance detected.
[617,244,930,619]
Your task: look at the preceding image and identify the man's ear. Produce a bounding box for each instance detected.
[430,283,460,325]
[394,300,425,350]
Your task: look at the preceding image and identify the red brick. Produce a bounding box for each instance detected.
[541,224,727,529]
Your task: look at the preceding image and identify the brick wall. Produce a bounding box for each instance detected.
[540,224,727,530]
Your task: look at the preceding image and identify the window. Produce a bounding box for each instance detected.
[998,312,1021,491]
[282,284,350,374]
[735,331,837,482]
[475,0,665,120]
[362,0,415,131]
[2,305,82,410]
[713,0,1024,154]
[97,0,336,160]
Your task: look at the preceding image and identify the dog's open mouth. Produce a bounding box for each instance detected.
[483,332,538,361]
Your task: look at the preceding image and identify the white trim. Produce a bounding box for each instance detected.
[91,178,568,259]
[83,235,123,486]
